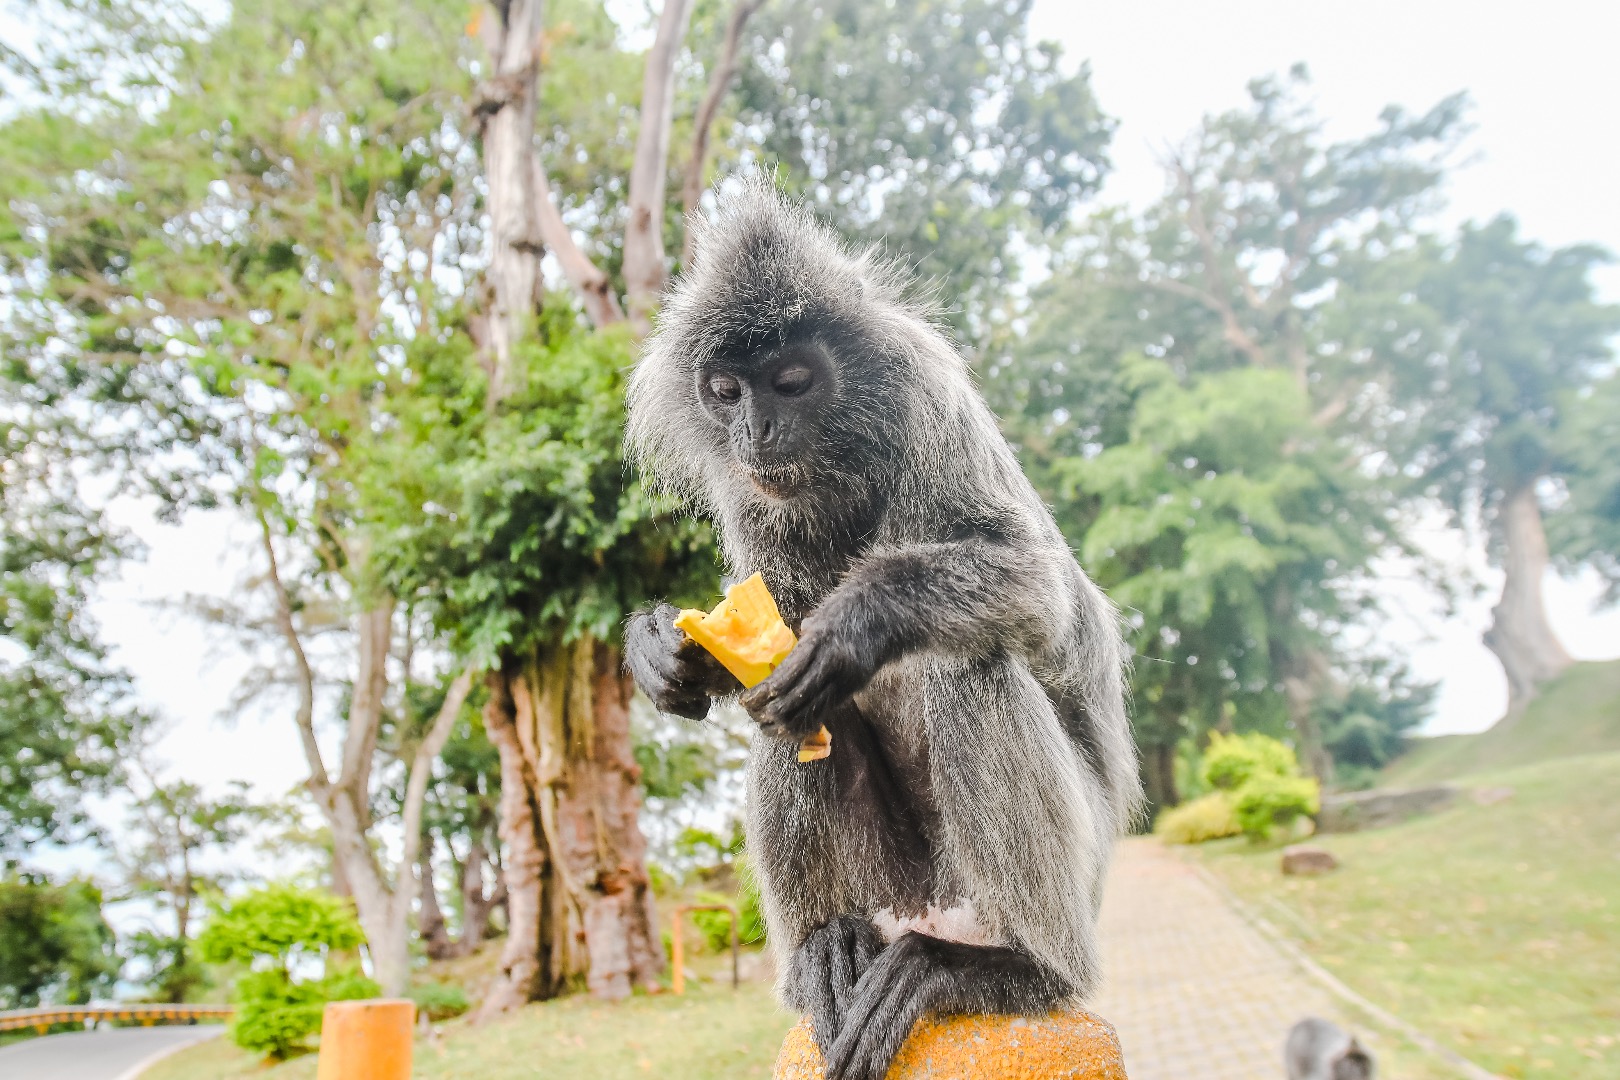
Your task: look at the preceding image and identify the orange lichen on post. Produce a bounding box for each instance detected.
[675,573,832,762]
[315,999,415,1080]
[772,1011,1128,1080]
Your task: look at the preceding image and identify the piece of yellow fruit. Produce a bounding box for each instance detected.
[674,573,832,763]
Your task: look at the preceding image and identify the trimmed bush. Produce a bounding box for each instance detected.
[1233,773,1320,840]
[408,980,471,1021]
[1154,793,1242,844]
[1202,731,1301,792]
[197,884,376,1060]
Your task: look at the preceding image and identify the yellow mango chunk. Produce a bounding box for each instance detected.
[674,573,832,763]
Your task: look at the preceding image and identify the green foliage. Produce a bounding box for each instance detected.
[228,966,379,1061]
[198,884,374,1060]
[379,321,719,662]
[1552,374,1620,602]
[197,884,365,972]
[408,980,471,1021]
[1392,216,1619,523]
[1317,659,1436,774]
[733,0,1112,337]
[1231,773,1320,840]
[1193,732,1319,840]
[0,393,143,851]
[0,875,120,1007]
[226,970,326,1061]
[1153,793,1241,845]
[127,930,210,1005]
[1202,731,1302,792]
[995,69,1462,782]
[690,867,765,952]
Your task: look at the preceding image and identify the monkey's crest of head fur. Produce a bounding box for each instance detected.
[627,175,968,507]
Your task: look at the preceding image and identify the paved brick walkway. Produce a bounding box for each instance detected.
[1091,838,1348,1079]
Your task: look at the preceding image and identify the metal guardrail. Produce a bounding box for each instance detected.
[0,1003,233,1034]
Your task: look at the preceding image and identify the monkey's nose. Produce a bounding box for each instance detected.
[754,416,777,449]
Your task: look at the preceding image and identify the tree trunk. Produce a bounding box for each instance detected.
[475,0,546,400]
[1485,482,1573,716]
[622,0,695,336]
[679,0,764,266]
[418,843,456,961]
[1280,646,1333,782]
[458,840,503,951]
[1141,741,1179,820]
[477,638,663,1017]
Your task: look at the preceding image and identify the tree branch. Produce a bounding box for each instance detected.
[622,0,696,337]
[679,0,764,266]
[399,665,478,883]
[338,600,395,816]
[253,499,329,797]
[531,155,625,327]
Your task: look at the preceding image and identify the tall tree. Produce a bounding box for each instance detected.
[0,0,484,994]
[1552,372,1620,603]
[116,754,260,1002]
[1396,218,1619,711]
[0,402,140,853]
[996,70,1462,790]
[0,875,120,1008]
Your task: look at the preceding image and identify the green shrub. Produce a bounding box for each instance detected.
[227,971,325,1060]
[197,884,375,1060]
[1154,793,1242,844]
[197,884,366,969]
[1232,773,1321,840]
[408,980,470,1021]
[1201,731,1300,791]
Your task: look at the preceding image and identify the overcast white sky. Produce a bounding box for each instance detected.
[60,2,1620,835]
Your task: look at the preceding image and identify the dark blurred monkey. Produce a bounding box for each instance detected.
[1286,1017,1376,1080]
[623,178,1140,1080]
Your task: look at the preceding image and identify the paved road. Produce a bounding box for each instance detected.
[0,1024,223,1080]
[1090,839,1349,1079]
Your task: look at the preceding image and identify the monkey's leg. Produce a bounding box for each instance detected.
[823,932,1070,1080]
[782,914,884,1054]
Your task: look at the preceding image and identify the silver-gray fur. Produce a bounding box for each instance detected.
[625,177,1141,1078]
[1286,1017,1376,1080]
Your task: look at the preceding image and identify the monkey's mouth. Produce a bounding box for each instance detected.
[741,461,806,498]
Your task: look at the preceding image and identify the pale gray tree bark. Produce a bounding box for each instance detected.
[622,0,695,337]
[679,0,765,266]
[1485,483,1573,715]
[257,502,475,996]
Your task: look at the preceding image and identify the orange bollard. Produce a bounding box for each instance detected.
[316,999,416,1080]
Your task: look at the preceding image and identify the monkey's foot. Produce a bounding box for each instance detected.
[772,1009,1126,1080]
[784,915,884,1051]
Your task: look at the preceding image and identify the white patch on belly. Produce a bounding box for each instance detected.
[872,902,1002,948]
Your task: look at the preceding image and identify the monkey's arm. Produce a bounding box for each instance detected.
[741,535,1066,735]
[624,602,743,718]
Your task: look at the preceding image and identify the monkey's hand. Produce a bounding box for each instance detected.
[739,614,875,738]
[624,602,742,719]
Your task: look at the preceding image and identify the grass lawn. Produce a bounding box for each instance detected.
[1195,750,1620,1080]
[144,977,796,1080]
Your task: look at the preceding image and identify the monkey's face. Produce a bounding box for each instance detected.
[696,341,838,499]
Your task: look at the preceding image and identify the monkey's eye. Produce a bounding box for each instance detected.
[708,373,742,403]
[772,366,813,396]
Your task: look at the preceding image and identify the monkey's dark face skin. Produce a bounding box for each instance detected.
[696,340,839,499]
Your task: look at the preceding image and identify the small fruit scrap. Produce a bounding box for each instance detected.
[674,573,832,763]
